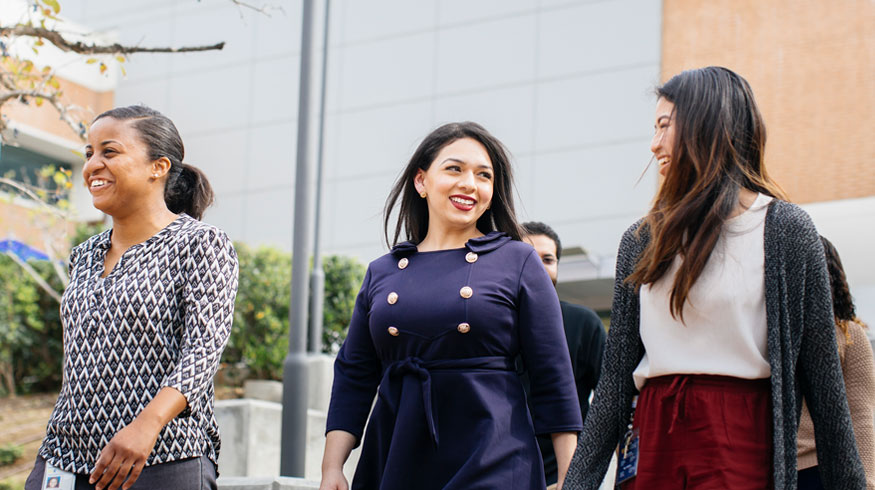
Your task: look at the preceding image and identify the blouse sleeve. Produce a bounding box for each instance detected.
[326,267,381,447]
[517,249,583,435]
[161,228,239,414]
[843,322,875,487]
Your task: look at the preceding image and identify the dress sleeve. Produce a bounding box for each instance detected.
[796,225,867,487]
[517,249,583,435]
[161,228,239,415]
[326,267,381,447]
[843,322,875,487]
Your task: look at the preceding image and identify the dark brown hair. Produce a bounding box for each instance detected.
[522,221,562,261]
[384,122,522,247]
[627,67,786,321]
[821,236,866,336]
[93,105,214,220]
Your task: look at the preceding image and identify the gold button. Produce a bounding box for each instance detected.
[388,292,398,304]
[398,258,409,269]
[457,322,471,333]
[460,286,473,299]
[465,252,478,263]
[388,326,399,336]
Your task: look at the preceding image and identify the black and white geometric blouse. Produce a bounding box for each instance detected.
[38,214,239,474]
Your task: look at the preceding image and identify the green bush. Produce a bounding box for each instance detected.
[0,444,22,466]
[0,256,64,396]
[223,243,365,380]
[0,232,365,392]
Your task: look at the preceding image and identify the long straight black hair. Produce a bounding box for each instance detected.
[384,122,522,247]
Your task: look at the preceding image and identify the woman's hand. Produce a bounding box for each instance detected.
[320,430,356,490]
[90,387,188,490]
[552,431,578,490]
[319,468,349,490]
[89,416,162,490]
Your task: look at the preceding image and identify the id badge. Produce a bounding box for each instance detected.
[615,428,639,484]
[43,463,76,490]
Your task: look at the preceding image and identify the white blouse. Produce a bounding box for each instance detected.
[633,193,773,390]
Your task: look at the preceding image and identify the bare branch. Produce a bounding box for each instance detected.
[42,235,70,288]
[228,0,285,17]
[0,89,87,141]
[0,25,224,55]
[3,250,62,303]
[0,177,74,221]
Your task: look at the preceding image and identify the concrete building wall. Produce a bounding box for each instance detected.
[59,0,664,270]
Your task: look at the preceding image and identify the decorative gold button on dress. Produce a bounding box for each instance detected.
[465,252,478,263]
[460,286,473,299]
[457,322,471,333]
[387,326,399,336]
[388,292,399,304]
[398,258,409,269]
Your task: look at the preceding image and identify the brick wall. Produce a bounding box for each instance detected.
[661,0,874,204]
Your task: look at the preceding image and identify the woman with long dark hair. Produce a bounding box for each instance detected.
[320,122,582,490]
[797,237,875,489]
[563,67,865,489]
[26,105,238,490]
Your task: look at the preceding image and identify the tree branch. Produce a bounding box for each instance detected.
[0,25,224,55]
[228,0,285,17]
[0,177,74,220]
[0,89,87,140]
[3,250,62,303]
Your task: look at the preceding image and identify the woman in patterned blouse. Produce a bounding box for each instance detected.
[26,105,239,490]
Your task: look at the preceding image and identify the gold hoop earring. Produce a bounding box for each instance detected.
[420,191,427,198]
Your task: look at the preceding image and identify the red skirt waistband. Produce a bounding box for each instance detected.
[644,374,770,392]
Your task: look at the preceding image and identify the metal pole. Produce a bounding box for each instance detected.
[308,0,331,354]
[281,0,317,476]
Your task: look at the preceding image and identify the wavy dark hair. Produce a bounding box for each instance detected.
[93,105,214,220]
[384,122,522,247]
[821,236,866,336]
[627,66,787,321]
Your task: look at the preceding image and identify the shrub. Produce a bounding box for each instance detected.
[0,444,22,466]
[223,243,365,380]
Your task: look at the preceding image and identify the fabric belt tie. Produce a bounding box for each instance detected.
[666,375,691,434]
[377,356,514,448]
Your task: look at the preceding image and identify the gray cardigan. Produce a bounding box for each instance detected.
[563,200,866,489]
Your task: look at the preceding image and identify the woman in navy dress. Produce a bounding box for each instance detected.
[320,122,582,490]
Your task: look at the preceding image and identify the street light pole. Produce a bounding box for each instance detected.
[308,0,331,355]
[281,0,317,477]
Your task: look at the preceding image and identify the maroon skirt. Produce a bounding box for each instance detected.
[622,374,773,490]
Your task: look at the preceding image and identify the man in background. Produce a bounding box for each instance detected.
[521,221,607,488]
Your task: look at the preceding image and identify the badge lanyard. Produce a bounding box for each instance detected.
[42,463,76,490]
[616,395,640,484]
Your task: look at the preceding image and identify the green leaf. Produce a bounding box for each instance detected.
[43,0,61,14]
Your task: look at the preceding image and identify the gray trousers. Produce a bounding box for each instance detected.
[25,455,217,490]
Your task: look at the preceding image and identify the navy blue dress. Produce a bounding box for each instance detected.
[326,232,583,490]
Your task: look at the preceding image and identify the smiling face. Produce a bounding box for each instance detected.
[651,97,677,177]
[83,117,169,218]
[414,137,494,236]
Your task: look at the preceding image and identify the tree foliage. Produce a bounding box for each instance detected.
[0,0,226,142]
[225,243,366,380]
